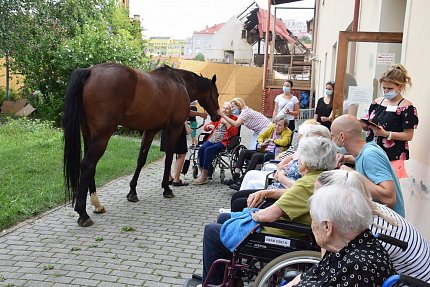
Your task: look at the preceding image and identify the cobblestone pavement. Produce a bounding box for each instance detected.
[0,127,253,287]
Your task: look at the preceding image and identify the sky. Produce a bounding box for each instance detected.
[129,0,315,39]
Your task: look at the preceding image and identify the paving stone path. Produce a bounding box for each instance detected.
[0,127,253,287]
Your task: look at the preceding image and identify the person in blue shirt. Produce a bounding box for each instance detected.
[330,114,405,217]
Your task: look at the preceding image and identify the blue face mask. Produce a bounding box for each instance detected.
[232,109,240,115]
[383,89,397,100]
[325,89,333,96]
[283,86,290,93]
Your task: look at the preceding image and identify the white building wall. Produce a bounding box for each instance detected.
[400,0,430,241]
[203,17,253,64]
[314,0,430,240]
[313,0,355,99]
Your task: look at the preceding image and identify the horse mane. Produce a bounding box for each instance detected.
[162,65,211,92]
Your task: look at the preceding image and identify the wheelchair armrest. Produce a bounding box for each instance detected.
[398,275,430,287]
[260,220,314,238]
[383,275,430,287]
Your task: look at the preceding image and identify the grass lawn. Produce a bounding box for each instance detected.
[0,117,164,231]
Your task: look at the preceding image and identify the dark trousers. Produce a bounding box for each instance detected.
[231,189,277,212]
[198,141,225,170]
[235,149,274,173]
[202,223,232,285]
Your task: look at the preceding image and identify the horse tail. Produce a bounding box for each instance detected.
[63,68,91,205]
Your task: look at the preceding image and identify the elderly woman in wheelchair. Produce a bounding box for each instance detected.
[283,184,396,287]
[314,170,430,284]
[258,171,430,287]
[200,137,337,286]
[233,123,330,212]
[225,115,292,190]
[193,102,239,185]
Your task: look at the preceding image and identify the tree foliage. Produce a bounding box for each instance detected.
[0,0,149,124]
[194,52,205,62]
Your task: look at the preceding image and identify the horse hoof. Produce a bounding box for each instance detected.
[77,217,94,227]
[93,206,106,214]
[163,192,175,198]
[127,194,139,202]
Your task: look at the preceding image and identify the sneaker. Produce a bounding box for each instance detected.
[193,177,208,185]
[229,182,241,191]
[224,173,240,185]
[219,208,231,213]
[223,178,237,185]
[172,180,189,187]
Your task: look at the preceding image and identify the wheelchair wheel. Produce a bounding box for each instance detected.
[192,165,199,179]
[229,144,247,177]
[254,250,320,287]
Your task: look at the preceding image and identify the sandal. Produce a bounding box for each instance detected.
[172,180,189,187]
[193,177,208,185]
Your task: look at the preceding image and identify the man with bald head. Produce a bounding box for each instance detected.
[331,114,405,217]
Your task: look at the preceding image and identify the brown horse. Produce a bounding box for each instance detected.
[63,63,220,227]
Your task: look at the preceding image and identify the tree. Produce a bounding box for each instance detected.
[0,0,150,124]
[299,34,312,44]
[194,52,205,62]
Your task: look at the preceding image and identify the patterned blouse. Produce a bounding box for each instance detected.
[364,98,418,161]
[296,230,396,287]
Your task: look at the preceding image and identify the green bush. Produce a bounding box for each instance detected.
[0,87,21,103]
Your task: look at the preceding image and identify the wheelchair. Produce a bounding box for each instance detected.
[184,129,246,183]
[203,219,321,287]
[254,232,430,287]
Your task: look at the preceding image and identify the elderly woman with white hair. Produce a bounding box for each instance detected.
[285,184,396,287]
[238,121,330,193]
[315,170,430,283]
[228,124,331,213]
[201,137,337,285]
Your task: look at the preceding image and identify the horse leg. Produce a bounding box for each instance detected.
[75,135,110,227]
[82,124,106,214]
[127,130,156,202]
[162,126,184,198]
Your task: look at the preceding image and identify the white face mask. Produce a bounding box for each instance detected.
[382,89,397,100]
[325,89,333,96]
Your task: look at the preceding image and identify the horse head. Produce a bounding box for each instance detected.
[206,74,221,121]
[172,68,220,122]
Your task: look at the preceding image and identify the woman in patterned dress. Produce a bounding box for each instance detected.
[361,64,418,178]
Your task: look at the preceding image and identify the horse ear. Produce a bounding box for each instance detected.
[211,74,217,84]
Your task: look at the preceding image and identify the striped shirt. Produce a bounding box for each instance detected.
[239,107,271,134]
[371,203,430,283]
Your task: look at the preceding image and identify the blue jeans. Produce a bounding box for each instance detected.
[198,141,225,170]
[202,223,232,285]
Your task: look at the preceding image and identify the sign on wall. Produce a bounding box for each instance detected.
[376,53,395,65]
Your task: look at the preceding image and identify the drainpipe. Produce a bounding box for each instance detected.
[310,0,319,108]
[349,0,360,73]
[262,0,271,95]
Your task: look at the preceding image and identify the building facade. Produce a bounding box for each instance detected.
[146,37,185,57]
[312,0,430,240]
[184,23,224,58]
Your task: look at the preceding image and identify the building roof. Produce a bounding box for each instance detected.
[256,8,296,44]
[194,23,225,35]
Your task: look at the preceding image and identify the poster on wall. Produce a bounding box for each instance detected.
[377,53,395,65]
[347,86,373,119]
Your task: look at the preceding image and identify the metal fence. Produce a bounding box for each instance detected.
[296,108,315,127]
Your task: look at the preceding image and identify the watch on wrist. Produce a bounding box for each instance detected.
[387,131,392,140]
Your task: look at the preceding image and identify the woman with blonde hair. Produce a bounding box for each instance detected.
[316,169,430,283]
[361,64,419,178]
[219,97,271,150]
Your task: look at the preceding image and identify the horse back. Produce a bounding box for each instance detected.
[82,63,189,132]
